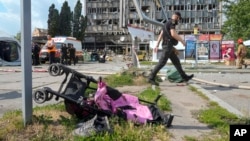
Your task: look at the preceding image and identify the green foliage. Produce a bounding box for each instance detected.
[47,1,87,40]
[33,103,65,111]
[48,4,60,37]
[33,115,53,126]
[79,15,88,41]
[104,73,134,87]
[138,87,171,111]
[77,119,171,141]
[196,101,250,140]
[139,61,158,65]
[14,32,21,42]
[85,82,98,96]
[59,1,72,36]
[221,0,250,40]
[73,0,82,39]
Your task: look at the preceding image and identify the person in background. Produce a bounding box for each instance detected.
[148,12,193,85]
[3,42,11,62]
[237,38,248,69]
[68,44,76,65]
[60,43,68,65]
[32,42,40,65]
[45,35,56,64]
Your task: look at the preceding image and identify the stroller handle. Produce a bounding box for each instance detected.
[154,93,162,104]
[49,64,98,83]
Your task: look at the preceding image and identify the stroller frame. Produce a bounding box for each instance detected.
[33,64,174,128]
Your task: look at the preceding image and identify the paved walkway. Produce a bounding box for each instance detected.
[0,60,249,140]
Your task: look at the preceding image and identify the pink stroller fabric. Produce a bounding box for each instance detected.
[94,81,153,124]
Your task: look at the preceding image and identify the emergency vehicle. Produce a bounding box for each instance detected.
[39,36,83,63]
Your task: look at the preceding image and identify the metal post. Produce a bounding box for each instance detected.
[195,38,198,68]
[21,0,32,126]
[132,36,138,67]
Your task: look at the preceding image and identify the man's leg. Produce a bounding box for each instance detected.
[49,52,55,64]
[35,54,39,65]
[237,57,243,69]
[169,51,193,82]
[73,56,76,65]
[49,53,52,64]
[243,57,248,68]
[60,55,64,64]
[148,47,170,85]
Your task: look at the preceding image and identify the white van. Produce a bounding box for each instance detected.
[39,36,83,63]
[0,31,21,66]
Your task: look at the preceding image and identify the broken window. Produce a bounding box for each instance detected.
[0,41,20,62]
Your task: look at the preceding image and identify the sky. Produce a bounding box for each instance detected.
[0,0,85,36]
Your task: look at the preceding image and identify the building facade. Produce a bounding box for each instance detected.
[83,0,222,54]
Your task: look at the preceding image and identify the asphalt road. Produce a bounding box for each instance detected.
[0,57,127,117]
[0,59,250,118]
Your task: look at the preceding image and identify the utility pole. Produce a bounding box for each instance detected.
[21,0,33,126]
[132,36,139,68]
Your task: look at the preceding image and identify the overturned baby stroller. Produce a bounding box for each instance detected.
[33,64,174,135]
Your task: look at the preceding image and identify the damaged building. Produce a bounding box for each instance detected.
[83,0,223,54]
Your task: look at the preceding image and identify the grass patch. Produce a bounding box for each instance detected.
[104,73,133,87]
[187,85,250,141]
[77,119,171,141]
[139,61,158,66]
[0,70,173,141]
[138,87,171,111]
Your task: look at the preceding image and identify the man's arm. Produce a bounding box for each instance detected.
[156,30,163,47]
[154,30,163,52]
[170,29,186,46]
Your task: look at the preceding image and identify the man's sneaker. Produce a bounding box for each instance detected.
[245,64,248,69]
[147,79,159,86]
[183,74,194,82]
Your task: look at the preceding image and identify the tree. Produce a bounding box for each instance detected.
[73,0,82,39]
[59,1,72,36]
[221,0,250,41]
[78,15,88,41]
[15,32,21,42]
[47,4,60,37]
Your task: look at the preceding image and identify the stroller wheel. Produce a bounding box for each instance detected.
[48,64,61,76]
[33,89,48,104]
[46,92,53,101]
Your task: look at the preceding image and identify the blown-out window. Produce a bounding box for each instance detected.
[0,41,20,62]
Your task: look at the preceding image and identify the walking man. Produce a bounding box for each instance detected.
[148,12,193,85]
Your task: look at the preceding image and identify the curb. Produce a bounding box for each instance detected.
[32,69,48,72]
[0,69,48,72]
[190,84,244,118]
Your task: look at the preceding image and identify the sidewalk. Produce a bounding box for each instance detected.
[158,67,249,140]
[159,80,212,141]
